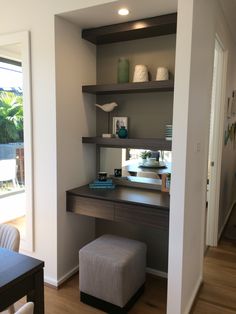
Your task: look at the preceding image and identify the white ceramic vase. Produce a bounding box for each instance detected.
[133,65,148,82]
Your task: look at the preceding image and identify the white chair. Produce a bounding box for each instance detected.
[0,223,20,314]
[0,159,19,188]
[15,302,34,314]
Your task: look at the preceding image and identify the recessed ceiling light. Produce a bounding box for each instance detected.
[118,8,130,16]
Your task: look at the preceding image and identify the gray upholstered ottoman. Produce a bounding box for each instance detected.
[79,234,147,313]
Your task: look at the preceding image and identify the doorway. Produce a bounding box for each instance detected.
[206,36,227,247]
[0,32,33,251]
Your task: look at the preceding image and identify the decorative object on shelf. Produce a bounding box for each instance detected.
[161,173,171,193]
[165,124,172,140]
[98,172,107,181]
[95,102,118,112]
[113,116,128,137]
[156,67,169,81]
[118,126,128,138]
[117,57,129,83]
[133,65,148,82]
[114,168,122,177]
[89,178,115,189]
[95,102,118,137]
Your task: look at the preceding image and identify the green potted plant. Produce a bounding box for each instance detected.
[140,150,152,159]
[140,151,152,164]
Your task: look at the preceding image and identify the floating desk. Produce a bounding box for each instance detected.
[67,185,170,230]
[0,248,44,314]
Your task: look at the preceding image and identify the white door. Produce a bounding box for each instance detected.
[206,37,227,246]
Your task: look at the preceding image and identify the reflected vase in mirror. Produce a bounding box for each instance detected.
[118,126,128,138]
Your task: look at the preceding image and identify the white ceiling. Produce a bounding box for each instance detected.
[60,0,178,29]
[220,0,236,43]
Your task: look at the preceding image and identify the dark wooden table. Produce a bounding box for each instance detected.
[0,248,44,314]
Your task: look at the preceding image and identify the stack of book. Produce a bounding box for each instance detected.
[89,179,115,189]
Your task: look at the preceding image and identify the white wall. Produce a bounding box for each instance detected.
[0,0,115,283]
[168,0,236,313]
[55,17,98,282]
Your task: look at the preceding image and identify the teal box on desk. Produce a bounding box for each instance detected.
[89,179,115,189]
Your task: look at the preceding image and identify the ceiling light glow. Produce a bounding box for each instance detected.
[118,8,130,16]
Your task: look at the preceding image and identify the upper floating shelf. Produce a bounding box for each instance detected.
[82,13,177,45]
[82,80,174,95]
[82,137,172,151]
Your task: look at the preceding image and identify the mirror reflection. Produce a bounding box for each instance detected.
[100,147,172,188]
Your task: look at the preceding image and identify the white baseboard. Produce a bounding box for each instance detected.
[183,276,202,314]
[44,265,167,287]
[44,276,58,287]
[218,199,236,240]
[146,267,168,278]
[44,265,79,288]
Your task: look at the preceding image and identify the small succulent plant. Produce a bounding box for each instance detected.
[140,150,152,159]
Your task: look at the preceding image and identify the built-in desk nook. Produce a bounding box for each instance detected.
[66,185,169,230]
[65,12,175,275]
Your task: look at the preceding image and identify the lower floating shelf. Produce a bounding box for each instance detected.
[82,137,172,150]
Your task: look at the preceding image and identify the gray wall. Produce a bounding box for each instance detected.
[96,220,169,272]
[95,34,176,273]
[96,34,175,137]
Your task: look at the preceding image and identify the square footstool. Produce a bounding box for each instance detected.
[79,234,147,314]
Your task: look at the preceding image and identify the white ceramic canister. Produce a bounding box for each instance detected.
[133,65,149,82]
[156,67,169,81]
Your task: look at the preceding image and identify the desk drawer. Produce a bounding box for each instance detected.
[115,203,169,229]
[67,195,114,220]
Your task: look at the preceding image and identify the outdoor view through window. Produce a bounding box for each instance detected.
[0,53,26,240]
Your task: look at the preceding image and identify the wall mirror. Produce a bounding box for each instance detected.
[0,31,33,251]
[100,147,172,189]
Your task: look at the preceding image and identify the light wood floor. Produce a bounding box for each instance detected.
[192,239,236,313]
[3,239,236,314]
[45,239,236,314]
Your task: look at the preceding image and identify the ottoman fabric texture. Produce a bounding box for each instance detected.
[79,234,147,307]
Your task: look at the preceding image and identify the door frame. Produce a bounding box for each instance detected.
[206,35,228,246]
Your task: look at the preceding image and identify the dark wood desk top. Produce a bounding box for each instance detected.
[67,185,169,211]
[0,248,44,292]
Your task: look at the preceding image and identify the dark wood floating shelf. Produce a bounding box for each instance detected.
[82,80,174,95]
[82,137,172,150]
[82,13,177,44]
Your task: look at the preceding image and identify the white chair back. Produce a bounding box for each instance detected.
[0,223,20,252]
[0,159,17,182]
[15,302,34,314]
